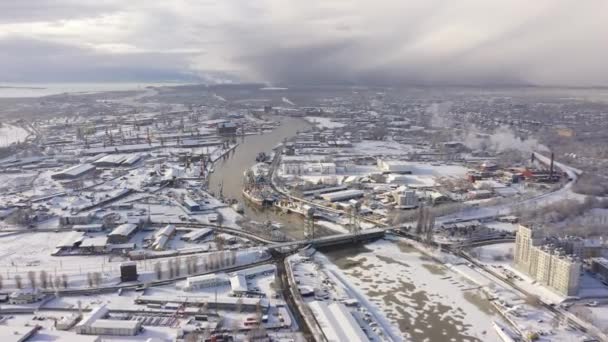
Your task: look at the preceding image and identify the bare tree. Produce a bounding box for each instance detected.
[174,259,181,277]
[14,274,22,289]
[230,250,237,265]
[215,235,225,251]
[192,256,199,273]
[93,272,102,287]
[236,298,243,313]
[39,270,48,289]
[154,262,163,279]
[86,273,93,287]
[168,260,175,279]
[62,274,68,288]
[28,271,37,289]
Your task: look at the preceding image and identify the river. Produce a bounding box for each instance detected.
[323,239,501,342]
[207,115,314,239]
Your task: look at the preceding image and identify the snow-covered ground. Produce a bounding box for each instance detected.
[0,124,29,146]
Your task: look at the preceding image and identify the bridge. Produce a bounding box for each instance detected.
[268,228,386,250]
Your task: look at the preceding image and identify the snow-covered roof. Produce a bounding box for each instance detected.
[308,301,368,342]
[109,223,138,237]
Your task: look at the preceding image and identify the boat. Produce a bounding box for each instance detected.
[255,152,268,163]
[492,321,517,342]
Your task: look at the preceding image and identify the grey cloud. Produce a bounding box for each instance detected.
[0,1,607,86]
[0,1,119,23]
[0,37,204,82]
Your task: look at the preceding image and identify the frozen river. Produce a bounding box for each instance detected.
[324,238,502,342]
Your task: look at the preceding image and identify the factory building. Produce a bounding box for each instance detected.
[185,273,230,290]
[281,162,336,175]
[591,258,608,281]
[108,223,138,244]
[183,196,201,212]
[319,189,365,202]
[135,295,269,312]
[60,214,92,226]
[8,289,44,304]
[394,189,418,209]
[75,305,141,336]
[217,121,237,135]
[377,159,411,174]
[181,228,213,241]
[51,163,96,180]
[514,225,581,296]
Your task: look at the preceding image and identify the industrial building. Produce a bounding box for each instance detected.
[183,196,201,211]
[185,273,230,290]
[591,258,608,280]
[319,189,365,202]
[308,301,368,342]
[8,289,44,304]
[75,305,141,336]
[281,162,336,175]
[394,189,418,209]
[217,121,237,135]
[108,223,138,244]
[377,159,411,174]
[181,228,213,241]
[135,295,269,312]
[229,274,248,294]
[120,262,138,282]
[514,225,581,296]
[51,163,96,180]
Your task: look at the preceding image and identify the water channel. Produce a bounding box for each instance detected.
[207,116,313,239]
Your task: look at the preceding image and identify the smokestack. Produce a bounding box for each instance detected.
[550,152,554,179]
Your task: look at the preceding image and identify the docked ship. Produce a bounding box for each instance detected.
[242,187,276,207]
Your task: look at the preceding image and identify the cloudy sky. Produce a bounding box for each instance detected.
[1,0,607,86]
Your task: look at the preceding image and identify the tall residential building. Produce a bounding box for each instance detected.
[514,225,581,296]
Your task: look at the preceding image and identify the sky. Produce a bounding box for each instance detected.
[0,0,607,86]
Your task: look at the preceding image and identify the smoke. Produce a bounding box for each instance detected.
[463,125,548,153]
[426,102,454,128]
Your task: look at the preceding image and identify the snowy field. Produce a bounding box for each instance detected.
[0,124,28,146]
[323,237,502,342]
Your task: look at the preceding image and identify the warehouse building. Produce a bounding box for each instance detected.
[75,305,141,336]
[184,273,230,290]
[181,228,213,241]
[377,159,411,174]
[183,196,201,212]
[108,223,138,244]
[52,163,96,180]
[135,295,269,312]
[319,189,365,202]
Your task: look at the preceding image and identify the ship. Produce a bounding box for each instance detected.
[255,152,268,163]
[242,188,276,207]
